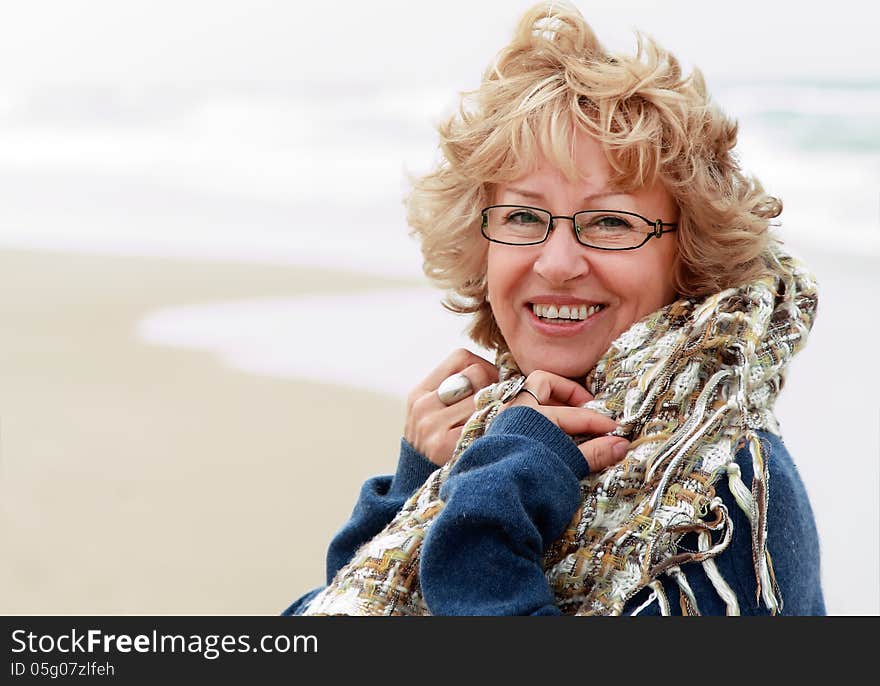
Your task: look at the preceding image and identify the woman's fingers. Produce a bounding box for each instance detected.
[578,435,631,473]
[418,363,497,434]
[410,362,498,420]
[506,376,613,436]
[457,362,500,400]
[509,370,593,408]
[405,350,500,466]
[540,405,618,437]
[408,358,616,468]
[412,349,495,401]
[505,383,628,472]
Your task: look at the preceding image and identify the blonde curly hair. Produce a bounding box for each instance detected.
[405,1,781,352]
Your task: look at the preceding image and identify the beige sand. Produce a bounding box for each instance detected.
[0,249,414,614]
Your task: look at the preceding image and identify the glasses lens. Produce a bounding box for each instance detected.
[483,206,550,244]
[573,211,647,249]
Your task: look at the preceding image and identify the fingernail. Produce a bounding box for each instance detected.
[612,441,629,458]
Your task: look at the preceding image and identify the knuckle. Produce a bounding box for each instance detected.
[450,348,471,367]
[410,392,435,417]
[526,370,551,387]
[526,370,550,396]
[464,363,491,388]
[405,388,421,411]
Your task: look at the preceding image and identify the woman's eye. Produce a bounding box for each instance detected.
[595,215,631,229]
[506,211,542,225]
[580,214,634,232]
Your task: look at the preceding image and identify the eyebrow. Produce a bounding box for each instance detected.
[505,187,630,203]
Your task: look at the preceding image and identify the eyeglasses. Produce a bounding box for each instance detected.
[480,205,678,250]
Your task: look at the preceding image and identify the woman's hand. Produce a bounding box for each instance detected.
[405,349,499,466]
[504,370,630,473]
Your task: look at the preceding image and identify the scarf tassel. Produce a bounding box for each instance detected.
[667,566,701,616]
[698,529,741,615]
[726,437,784,615]
[648,580,671,616]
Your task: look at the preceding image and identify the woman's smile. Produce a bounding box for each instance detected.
[526,299,607,336]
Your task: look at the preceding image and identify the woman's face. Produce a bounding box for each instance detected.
[486,132,680,379]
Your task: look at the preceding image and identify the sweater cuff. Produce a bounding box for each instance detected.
[389,438,439,497]
[486,406,590,479]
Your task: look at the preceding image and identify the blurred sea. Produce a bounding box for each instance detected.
[0,80,877,283]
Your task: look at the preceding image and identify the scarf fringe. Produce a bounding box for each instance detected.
[698,530,741,615]
[668,566,701,615]
[725,436,783,615]
[648,580,671,616]
[746,432,783,614]
[628,588,659,616]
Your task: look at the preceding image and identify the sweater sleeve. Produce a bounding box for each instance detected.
[419,406,589,616]
[281,438,438,616]
[623,431,826,616]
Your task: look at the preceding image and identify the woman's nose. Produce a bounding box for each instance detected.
[532,218,590,285]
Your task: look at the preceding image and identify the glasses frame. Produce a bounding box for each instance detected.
[480,204,678,251]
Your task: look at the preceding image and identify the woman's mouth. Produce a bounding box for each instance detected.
[531,302,606,324]
[525,301,608,337]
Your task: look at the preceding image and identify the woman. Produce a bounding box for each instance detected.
[283,1,825,615]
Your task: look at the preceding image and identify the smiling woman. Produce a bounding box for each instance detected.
[282,0,825,616]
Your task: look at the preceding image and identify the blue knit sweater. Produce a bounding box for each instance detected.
[283,406,825,616]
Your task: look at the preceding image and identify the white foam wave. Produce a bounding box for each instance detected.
[136,288,490,397]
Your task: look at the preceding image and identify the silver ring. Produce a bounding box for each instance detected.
[517,387,542,405]
[437,373,474,406]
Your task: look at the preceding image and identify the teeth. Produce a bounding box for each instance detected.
[532,303,604,321]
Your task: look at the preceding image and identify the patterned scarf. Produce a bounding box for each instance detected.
[302,245,817,616]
